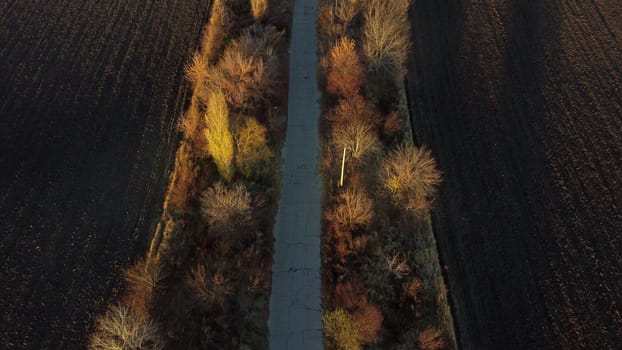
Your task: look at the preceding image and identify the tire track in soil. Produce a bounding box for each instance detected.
[0,1,210,347]
[407,0,622,348]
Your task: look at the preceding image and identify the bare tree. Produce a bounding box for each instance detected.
[362,0,411,77]
[205,25,282,111]
[89,305,163,350]
[200,182,252,234]
[331,119,380,160]
[381,144,442,212]
[328,188,374,230]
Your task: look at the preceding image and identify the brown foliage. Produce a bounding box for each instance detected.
[168,143,200,212]
[326,94,379,126]
[334,277,367,311]
[200,182,252,235]
[353,303,383,344]
[419,326,446,350]
[202,0,230,63]
[186,265,233,307]
[328,188,374,230]
[205,25,282,111]
[177,101,204,149]
[383,110,403,139]
[327,37,365,97]
[250,0,268,21]
[404,277,424,302]
[382,144,442,213]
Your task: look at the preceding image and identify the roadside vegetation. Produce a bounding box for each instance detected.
[318,0,456,349]
[89,0,292,348]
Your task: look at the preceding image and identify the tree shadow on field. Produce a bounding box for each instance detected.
[407,0,566,349]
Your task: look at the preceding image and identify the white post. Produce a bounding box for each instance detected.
[339,147,346,187]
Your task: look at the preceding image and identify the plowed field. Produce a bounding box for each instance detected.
[0,0,209,347]
[407,1,622,349]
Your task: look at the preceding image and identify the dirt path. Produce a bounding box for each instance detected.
[407,0,622,348]
[268,0,322,349]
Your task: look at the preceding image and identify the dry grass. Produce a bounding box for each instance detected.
[382,143,442,213]
[89,305,163,350]
[362,0,411,77]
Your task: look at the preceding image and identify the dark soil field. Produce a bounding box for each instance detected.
[407,0,622,349]
[0,0,209,347]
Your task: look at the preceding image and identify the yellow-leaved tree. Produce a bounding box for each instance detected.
[204,91,234,182]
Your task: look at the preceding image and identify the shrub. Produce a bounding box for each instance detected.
[201,0,230,63]
[89,305,163,350]
[385,252,410,278]
[326,94,378,125]
[177,101,203,148]
[327,37,365,97]
[205,25,282,111]
[329,188,373,230]
[234,117,274,180]
[334,277,367,310]
[331,119,379,159]
[332,0,361,25]
[204,91,235,181]
[419,326,446,350]
[323,308,363,350]
[185,51,208,91]
[168,143,200,212]
[362,0,411,77]
[200,182,252,234]
[404,277,424,302]
[381,144,442,212]
[353,303,383,344]
[251,0,268,21]
[186,265,233,306]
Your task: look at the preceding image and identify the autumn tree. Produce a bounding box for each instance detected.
[381,144,442,212]
[328,188,374,230]
[362,0,411,77]
[205,25,282,112]
[200,182,252,235]
[325,93,378,126]
[89,305,163,350]
[201,0,230,63]
[323,308,363,350]
[331,119,379,160]
[204,91,235,182]
[327,37,365,97]
[234,117,274,180]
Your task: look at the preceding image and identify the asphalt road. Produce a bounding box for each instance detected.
[268,0,323,349]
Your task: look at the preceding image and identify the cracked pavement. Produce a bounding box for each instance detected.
[268,0,322,349]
